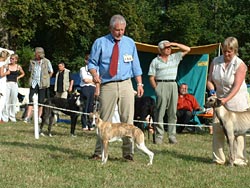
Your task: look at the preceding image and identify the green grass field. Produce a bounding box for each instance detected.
[0,118,250,188]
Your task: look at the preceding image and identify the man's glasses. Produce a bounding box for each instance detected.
[164,46,171,49]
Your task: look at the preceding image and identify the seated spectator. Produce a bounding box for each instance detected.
[176,83,201,133]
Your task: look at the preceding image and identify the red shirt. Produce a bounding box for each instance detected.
[177,94,200,112]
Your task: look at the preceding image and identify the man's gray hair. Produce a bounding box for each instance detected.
[158,40,170,50]
[35,47,45,59]
[109,14,126,28]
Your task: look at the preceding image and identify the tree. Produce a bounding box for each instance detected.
[159,2,205,46]
[1,0,250,76]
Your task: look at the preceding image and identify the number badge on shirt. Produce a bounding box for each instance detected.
[123,54,133,63]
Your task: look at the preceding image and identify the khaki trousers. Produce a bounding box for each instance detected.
[55,91,68,99]
[94,79,135,157]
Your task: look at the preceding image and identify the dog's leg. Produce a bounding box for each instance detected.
[48,114,54,137]
[40,122,45,137]
[70,115,78,135]
[101,140,109,165]
[40,118,45,136]
[223,123,235,166]
[136,142,154,165]
[228,135,235,166]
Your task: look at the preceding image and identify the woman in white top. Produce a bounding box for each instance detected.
[79,54,96,131]
[0,50,11,123]
[207,37,249,166]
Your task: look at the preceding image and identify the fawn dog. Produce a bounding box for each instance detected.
[204,96,250,166]
[90,112,154,165]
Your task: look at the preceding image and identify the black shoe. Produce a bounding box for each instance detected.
[123,155,134,161]
[90,154,101,160]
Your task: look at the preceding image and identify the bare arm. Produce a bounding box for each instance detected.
[0,65,10,77]
[0,66,4,77]
[221,62,247,104]
[17,65,25,81]
[83,78,95,84]
[89,68,101,84]
[68,79,74,92]
[95,83,100,97]
[171,42,191,57]
[206,62,215,91]
[149,75,157,89]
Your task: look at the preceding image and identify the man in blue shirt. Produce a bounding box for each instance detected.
[88,14,144,161]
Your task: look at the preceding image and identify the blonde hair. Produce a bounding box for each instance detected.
[223,37,239,56]
[10,53,19,61]
[0,50,10,59]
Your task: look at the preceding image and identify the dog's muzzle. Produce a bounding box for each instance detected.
[91,114,96,127]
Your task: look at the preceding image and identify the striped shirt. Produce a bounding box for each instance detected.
[148,52,182,80]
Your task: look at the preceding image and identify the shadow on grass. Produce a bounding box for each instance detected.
[153,148,211,164]
[0,141,89,159]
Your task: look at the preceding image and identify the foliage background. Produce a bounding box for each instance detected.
[1,0,250,85]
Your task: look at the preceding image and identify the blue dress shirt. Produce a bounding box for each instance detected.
[88,34,142,84]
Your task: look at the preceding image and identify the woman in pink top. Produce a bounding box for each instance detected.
[207,37,249,166]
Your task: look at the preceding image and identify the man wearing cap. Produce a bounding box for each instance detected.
[148,40,190,144]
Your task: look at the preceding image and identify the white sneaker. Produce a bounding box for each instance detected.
[40,132,45,137]
[10,118,16,122]
[23,117,30,123]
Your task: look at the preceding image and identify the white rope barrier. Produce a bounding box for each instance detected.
[8,99,213,140]
[10,101,214,128]
[133,119,212,128]
[38,102,213,128]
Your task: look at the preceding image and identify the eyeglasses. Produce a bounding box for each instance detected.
[164,46,171,49]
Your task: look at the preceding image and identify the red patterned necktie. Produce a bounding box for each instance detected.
[109,40,119,77]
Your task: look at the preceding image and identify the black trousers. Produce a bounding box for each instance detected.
[176,109,193,133]
[80,85,95,129]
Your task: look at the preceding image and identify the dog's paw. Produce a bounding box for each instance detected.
[49,133,53,137]
[101,161,107,165]
[147,162,153,166]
